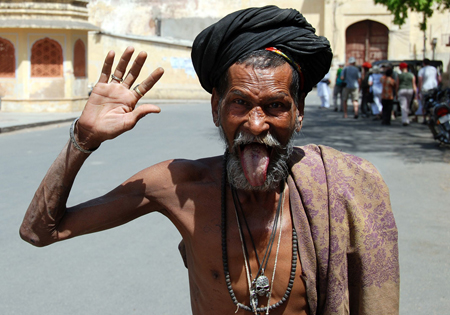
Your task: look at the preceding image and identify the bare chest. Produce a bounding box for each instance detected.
[178,191,309,315]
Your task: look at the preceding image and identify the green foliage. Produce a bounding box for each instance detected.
[374,0,450,30]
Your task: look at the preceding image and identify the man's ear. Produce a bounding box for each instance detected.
[211,88,220,127]
[296,93,306,132]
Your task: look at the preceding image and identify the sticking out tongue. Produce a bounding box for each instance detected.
[240,143,270,187]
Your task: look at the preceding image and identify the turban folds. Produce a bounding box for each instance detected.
[191,5,333,94]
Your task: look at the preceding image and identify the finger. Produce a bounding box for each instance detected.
[110,46,135,84]
[125,104,161,128]
[98,51,115,83]
[122,51,147,89]
[132,67,165,99]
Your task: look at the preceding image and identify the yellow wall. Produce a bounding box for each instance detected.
[0,29,89,112]
[87,33,209,100]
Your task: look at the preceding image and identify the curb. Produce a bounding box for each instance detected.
[0,117,76,134]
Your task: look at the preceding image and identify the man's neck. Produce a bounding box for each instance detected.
[233,185,284,217]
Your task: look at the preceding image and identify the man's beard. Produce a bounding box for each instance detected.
[219,126,296,191]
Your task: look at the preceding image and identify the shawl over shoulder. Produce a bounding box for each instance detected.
[287,144,399,315]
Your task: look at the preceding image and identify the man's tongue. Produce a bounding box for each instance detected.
[240,143,270,187]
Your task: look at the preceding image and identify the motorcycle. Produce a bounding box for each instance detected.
[425,88,450,145]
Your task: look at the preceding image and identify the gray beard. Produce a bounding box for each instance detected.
[219,126,295,191]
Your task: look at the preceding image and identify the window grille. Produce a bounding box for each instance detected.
[31,38,63,77]
[74,39,86,77]
[0,37,15,77]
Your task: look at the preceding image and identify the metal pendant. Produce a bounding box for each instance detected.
[254,275,270,297]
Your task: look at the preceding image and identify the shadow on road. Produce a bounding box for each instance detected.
[294,105,450,164]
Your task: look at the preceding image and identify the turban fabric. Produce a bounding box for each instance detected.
[191,5,333,94]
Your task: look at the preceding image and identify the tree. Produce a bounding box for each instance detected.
[374,0,450,57]
[374,0,449,30]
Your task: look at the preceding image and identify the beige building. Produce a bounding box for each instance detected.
[0,0,99,112]
[1,0,449,112]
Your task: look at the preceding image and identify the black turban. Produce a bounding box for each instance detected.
[191,5,333,94]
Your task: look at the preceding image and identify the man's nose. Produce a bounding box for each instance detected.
[245,107,269,135]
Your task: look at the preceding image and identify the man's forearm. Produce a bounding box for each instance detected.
[20,140,90,247]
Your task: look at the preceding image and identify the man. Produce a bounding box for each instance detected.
[20,6,399,315]
[332,62,345,112]
[417,58,441,123]
[317,72,331,109]
[341,57,361,118]
[380,66,397,126]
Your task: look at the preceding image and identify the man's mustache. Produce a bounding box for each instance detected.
[231,131,283,152]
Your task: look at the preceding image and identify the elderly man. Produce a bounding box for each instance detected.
[20,6,399,315]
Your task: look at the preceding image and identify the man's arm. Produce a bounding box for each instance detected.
[417,69,423,95]
[20,47,164,247]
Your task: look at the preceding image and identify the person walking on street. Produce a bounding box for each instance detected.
[341,57,361,118]
[317,72,331,108]
[417,58,441,123]
[333,62,345,111]
[380,66,397,125]
[360,61,372,117]
[396,62,417,126]
[369,65,383,120]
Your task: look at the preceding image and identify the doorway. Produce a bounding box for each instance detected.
[346,20,389,65]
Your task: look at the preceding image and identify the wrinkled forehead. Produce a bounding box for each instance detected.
[226,63,294,94]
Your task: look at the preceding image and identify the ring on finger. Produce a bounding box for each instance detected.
[111,74,123,83]
[134,84,144,97]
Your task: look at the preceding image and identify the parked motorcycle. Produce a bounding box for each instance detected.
[425,88,450,145]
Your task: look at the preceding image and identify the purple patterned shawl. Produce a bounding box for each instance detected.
[287,144,399,314]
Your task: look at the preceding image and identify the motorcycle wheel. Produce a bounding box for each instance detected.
[428,119,440,138]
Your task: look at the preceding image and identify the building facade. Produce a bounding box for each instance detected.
[87,0,449,95]
[1,0,449,112]
[0,0,98,112]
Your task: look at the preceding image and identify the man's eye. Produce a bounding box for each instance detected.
[268,102,282,109]
[233,99,247,106]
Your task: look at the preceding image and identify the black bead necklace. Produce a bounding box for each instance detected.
[221,151,298,314]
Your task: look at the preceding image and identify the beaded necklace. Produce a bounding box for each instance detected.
[221,152,298,314]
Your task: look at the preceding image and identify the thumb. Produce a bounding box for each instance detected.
[131,104,161,122]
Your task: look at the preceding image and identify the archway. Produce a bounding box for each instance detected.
[346,20,389,65]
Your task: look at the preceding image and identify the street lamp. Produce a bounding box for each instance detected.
[431,37,437,60]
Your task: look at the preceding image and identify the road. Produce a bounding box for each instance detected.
[1,93,449,314]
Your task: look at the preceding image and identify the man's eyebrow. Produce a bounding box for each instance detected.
[229,90,290,100]
[267,92,290,100]
[229,90,248,98]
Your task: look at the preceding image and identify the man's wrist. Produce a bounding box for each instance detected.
[70,118,100,154]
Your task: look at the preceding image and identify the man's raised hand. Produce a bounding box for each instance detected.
[76,47,164,150]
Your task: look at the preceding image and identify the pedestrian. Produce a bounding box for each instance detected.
[333,62,345,111]
[317,72,331,108]
[360,61,373,117]
[369,65,383,120]
[341,56,361,118]
[396,62,417,126]
[380,66,397,125]
[417,58,441,123]
[20,6,399,315]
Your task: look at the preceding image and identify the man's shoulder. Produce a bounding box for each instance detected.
[292,144,379,174]
[144,155,223,187]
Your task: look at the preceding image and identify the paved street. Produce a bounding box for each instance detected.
[1,93,449,314]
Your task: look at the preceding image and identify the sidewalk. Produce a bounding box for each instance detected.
[0,111,82,133]
[0,99,214,134]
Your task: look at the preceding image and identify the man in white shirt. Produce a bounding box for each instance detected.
[417,58,441,122]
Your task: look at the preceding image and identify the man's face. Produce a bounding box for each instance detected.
[211,62,304,191]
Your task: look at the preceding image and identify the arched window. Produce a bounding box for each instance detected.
[0,37,15,77]
[73,39,86,77]
[31,38,63,77]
